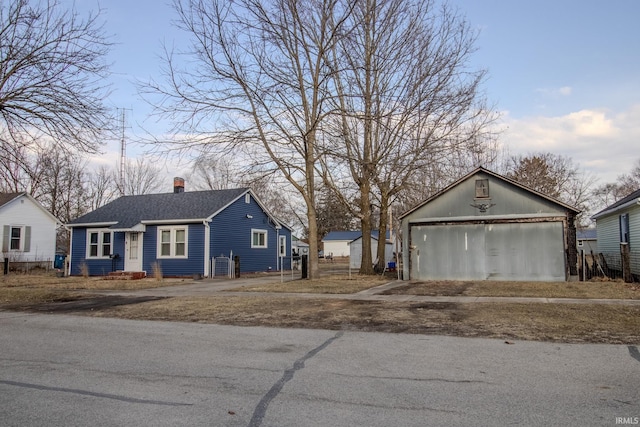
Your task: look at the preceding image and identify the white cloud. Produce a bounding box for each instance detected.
[535,86,573,97]
[558,86,572,96]
[498,105,640,183]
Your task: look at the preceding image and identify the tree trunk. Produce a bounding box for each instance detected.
[359,180,374,275]
[375,191,390,273]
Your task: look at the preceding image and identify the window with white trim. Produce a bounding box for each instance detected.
[251,229,267,248]
[157,226,188,258]
[10,226,22,250]
[87,229,113,258]
[279,235,287,257]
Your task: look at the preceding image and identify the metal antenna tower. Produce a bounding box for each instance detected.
[118,108,131,196]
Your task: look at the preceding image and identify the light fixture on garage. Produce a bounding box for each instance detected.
[470,202,495,213]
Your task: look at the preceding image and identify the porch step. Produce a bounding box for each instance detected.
[105,271,147,280]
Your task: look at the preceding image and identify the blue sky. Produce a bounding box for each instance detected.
[71,0,640,184]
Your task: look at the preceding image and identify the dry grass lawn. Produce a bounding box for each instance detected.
[382,280,640,299]
[237,274,388,294]
[0,271,186,304]
[86,296,640,344]
[2,271,640,344]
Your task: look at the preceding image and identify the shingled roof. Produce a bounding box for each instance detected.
[592,188,640,219]
[68,188,250,229]
[0,192,25,208]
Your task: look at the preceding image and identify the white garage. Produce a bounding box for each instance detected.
[401,168,579,282]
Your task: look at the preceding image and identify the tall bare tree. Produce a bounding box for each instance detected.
[0,0,114,159]
[323,0,496,272]
[85,165,118,211]
[505,152,595,226]
[120,157,164,196]
[143,0,354,279]
[186,155,236,191]
[592,158,640,212]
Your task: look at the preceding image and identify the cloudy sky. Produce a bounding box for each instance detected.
[71,0,640,184]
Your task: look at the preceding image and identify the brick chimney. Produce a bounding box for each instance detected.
[173,177,185,193]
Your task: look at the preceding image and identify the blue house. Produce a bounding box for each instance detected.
[66,186,292,277]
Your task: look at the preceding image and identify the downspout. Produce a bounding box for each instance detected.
[203,220,210,277]
[276,227,280,271]
[66,226,73,276]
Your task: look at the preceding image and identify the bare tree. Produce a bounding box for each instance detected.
[322,0,496,272]
[86,165,118,210]
[143,0,354,279]
[315,185,359,242]
[186,155,236,191]
[505,152,595,226]
[120,157,164,196]
[0,0,114,158]
[592,158,640,211]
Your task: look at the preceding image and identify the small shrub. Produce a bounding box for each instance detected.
[79,262,89,278]
[151,262,163,281]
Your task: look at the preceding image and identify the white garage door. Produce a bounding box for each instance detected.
[410,222,566,281]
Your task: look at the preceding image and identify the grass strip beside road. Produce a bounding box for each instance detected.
[382,280,640,299]
[236,274,389,294]
[85,295,640,344]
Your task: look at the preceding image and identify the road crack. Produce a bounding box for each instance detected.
[248,331,344,427]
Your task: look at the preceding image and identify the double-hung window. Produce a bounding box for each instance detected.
[87,229,113,258]
[251,229,267,248]
[157,226,188,258]
[10,226,22,250]
[2,225,30,252]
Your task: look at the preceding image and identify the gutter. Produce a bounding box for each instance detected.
[592,198,640,220]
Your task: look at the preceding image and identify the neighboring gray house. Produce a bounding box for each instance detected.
[592,189,640,278]
[576,228,597,254]
[400,167,580,282]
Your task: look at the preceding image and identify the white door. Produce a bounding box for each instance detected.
[125,232,143,272]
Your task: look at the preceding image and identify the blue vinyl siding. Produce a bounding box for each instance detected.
[69,191,292,276]
[70,228,124,276]
[210,194,292,273]
[142,224,205,277]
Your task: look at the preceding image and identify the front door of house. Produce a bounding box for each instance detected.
[125,232,143,272]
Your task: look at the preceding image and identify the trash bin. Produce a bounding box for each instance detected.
[54,254,66,270]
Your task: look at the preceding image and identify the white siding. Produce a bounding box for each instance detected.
[0,196,58,263]
[349,238,394,269]
[323,241,350,257]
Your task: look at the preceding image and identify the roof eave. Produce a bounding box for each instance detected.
[592,198,640,220]
[66,221,118,228]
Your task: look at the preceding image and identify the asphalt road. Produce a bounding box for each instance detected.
[1,312,639,427]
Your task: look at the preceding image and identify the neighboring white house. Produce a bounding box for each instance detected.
[349,235,395,269]
[321,231,362,257]
[0,192,60,265]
